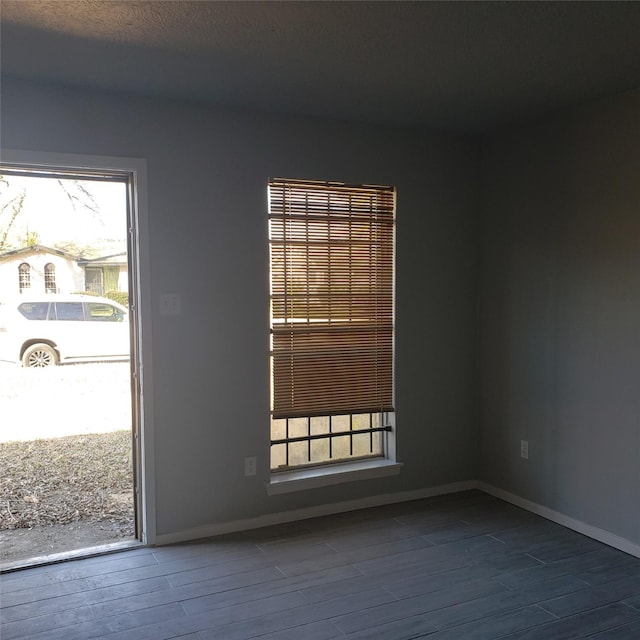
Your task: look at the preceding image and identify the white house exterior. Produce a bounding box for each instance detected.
[0,245,127,296]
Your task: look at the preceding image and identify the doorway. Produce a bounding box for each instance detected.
[0,154,150,568]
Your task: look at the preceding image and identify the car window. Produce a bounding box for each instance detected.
[87,302,125,322]
[18,302,51,320]
[54,302,84,321]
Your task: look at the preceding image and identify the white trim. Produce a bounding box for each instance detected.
[266,459,403,495]
[478,482,640,559]
[157,479,640,555]
[1,149,139,175]
[0,149,156,546]
[154,480,477,546]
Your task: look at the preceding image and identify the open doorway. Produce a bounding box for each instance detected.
[0,163,145,567]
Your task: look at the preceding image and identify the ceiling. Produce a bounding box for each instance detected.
[2,1,640,133]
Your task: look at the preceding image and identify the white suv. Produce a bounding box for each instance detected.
[0,294,130,367]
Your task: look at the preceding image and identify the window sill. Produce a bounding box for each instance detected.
[266,459,402,495]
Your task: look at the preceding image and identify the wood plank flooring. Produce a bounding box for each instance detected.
[2,490,640,639]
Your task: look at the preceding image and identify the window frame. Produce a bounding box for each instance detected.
[18,262,31,292]
[44,262,57,293]
[268,178,397,477]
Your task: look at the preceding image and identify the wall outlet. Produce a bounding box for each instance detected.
[520,440,529,459]
[244,456,257,476]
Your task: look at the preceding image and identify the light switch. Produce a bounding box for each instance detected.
[160,293,181,315]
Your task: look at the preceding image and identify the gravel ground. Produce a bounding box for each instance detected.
[0,431,134,530]
[0,362,135,564]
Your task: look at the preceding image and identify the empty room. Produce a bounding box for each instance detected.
[1,2,639,639]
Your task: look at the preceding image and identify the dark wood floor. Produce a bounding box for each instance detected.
[2,490,640,640]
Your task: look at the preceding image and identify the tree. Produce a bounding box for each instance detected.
[56,179,100,217]
[0,175,26,252]
[52,239,95,259]
[25,230,40,247]
[0,175,102,252]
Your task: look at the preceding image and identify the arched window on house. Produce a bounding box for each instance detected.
[18,263,31,293]
[44,263,57,293]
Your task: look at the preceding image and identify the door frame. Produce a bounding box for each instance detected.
[1,148,156,546]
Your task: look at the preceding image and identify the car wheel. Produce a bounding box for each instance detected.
[22,343,59,367]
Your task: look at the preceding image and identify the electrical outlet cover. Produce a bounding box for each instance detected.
[245,456,257,476]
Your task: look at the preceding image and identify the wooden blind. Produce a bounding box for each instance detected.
[269,178,395,419]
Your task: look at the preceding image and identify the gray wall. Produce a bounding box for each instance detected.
[6,77,636,549]
[1,79,480,538]
[480,89,640,545]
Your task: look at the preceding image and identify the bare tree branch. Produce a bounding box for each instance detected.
[57,179,103,220]
[0,176,27,252]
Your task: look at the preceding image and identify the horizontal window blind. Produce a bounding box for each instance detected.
[269,178,395,419]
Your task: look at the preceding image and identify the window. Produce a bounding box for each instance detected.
[18,302,50,320]
[87,302,125,322]
[18,263,31,292]
[85,267,104,295]
[54,302,84,321]
[44,263,57,293]
[268,178,395,471]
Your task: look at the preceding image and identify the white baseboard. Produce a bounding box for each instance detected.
[154,480,477,546]
[154,479,640,559]
[478,482,640,559]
